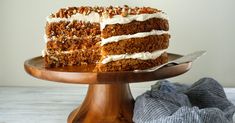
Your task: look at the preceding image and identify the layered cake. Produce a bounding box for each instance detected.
[43,6,170,72]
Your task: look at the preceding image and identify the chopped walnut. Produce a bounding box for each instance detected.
[51,5,161,19]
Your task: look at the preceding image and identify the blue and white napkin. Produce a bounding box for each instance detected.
[133,78,235,123]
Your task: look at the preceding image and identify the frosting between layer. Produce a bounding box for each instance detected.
[100,12,168,30]
[44,35,82,43]
[101,49,167,64]
[42,49,50,57]
[101,30,168,46]
[46,12,100,23]
[42,49,87,57]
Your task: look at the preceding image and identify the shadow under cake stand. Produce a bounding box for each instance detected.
[24,53,192,123]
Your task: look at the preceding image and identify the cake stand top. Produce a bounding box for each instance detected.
[24,53,192,84]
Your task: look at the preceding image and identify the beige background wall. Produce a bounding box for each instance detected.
[0,0,235,87]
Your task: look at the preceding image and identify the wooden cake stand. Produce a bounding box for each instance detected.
[24,53,192,123]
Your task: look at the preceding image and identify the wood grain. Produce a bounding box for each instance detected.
[67,84,134,123]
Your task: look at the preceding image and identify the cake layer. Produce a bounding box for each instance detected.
[46,36,100,52]
[101,30,168,46]
[96,52,168,72]
[101,18,169,39]
[45,21,100,39]
[101,34,169,55]
[44,47,100,67]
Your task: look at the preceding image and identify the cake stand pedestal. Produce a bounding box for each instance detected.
[24,53,192,123]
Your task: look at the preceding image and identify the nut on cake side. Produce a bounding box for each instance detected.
[43,5,170,72]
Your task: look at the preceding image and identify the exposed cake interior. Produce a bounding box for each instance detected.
[43,6,170,72]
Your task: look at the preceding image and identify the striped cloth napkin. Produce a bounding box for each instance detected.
[133,78,235,123]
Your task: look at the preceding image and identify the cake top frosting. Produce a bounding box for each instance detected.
[49,5,163,19]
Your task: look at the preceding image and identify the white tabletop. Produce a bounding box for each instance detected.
[0,86,234,123]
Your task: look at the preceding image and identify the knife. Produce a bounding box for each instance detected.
[134,50,206,73]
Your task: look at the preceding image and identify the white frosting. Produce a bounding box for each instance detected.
[42,50,83,57]
[100,12,168,30]
[46,12,167,31]
[44,35,95,43]
[44,34,50,43]
[101,30,168,46]
[101,49,167,64]
[46,12,100,23]
[60,50,74,54]
[44,35,59,43]
[42,49,47,57]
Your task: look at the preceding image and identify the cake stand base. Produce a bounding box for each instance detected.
[24,54,192,123]
[67,84,135,123]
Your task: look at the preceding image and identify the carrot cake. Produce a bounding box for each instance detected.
[43,5,170,72]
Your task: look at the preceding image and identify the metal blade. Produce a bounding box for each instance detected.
[173,50,207,64]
